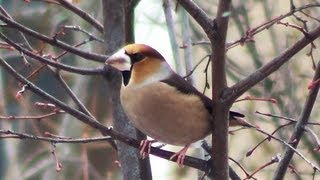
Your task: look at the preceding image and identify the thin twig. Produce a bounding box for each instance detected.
[256,111,320,126]
[202,56,211,94]
[24,39,96,80]
[53,71,117,150]
[54,72,94,118]
[0,111,64,120]
[0,13,107,62]
[62,25,104,43]
[227,25,320,103]
[277,21,308,36]
[226,3,320,50]
[300,10,320,23]
[228,157,252,178]
[184,54,210,78]
[235,96,277,104]
[246,122,295,157]
[200,140,242,180]
[274,61,320,178]
[0,32,103,75]
[56,0,103,33]
[0,5,33,50]
[244,154,281,180]
[50,143,62,171]
[255,128,320,172]
[304,127,320,150]
[289,1,309,32]
[0,129,112,144]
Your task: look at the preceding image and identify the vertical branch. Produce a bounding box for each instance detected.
[124,0,140,43]
[179,7,194,84]
[125,0,153,179]
[102,0,152,179]
[211,1,232,180]
[273,61,320,179]
[81,144,89,180]
[176,0,233,179]
[163,0,184,75]
[0,63,8,180]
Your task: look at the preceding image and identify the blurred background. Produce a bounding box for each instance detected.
[0,0,319,179]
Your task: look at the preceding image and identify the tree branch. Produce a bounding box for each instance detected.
[0,32,103,75]
[163,0,183,75]
[273,61,320,179]
[0,13,107,62]
[210,1,232,179]
[0,5,33,50]
[53,72,95,118]
[0,111,64,120]
[255,128,320,172]
[226,3,320,50]
[177,1,234,179]
[56,0,104,33]
[0,129,112,144]
[176,0,217,40]
[226,25,320,103]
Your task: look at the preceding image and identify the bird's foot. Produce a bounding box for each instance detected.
[169,144,190,167]
[139,139,157,159]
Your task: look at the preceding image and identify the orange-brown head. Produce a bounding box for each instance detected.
[105,44,173,86]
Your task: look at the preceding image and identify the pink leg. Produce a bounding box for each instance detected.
[139,140,157,159]
[169,144,190,167]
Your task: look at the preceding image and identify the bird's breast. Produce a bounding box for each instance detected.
[120,82,211,146]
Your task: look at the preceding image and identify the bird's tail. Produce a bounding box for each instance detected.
[229,117,258,128]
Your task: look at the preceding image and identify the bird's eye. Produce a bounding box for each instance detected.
[130,53,145,63]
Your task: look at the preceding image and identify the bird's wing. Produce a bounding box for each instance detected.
[160,73,245,119]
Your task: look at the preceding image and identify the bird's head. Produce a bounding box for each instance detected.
[105,44,173,86]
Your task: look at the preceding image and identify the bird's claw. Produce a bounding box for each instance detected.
[139,140,156,159]
[169,144,190,167]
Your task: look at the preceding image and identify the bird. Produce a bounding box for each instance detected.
[105,44,253,166]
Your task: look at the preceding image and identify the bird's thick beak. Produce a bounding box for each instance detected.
[105,49,131,71]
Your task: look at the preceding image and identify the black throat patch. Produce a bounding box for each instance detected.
[122,70,131,86]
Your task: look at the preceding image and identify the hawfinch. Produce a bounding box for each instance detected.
[105,44,251,165]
